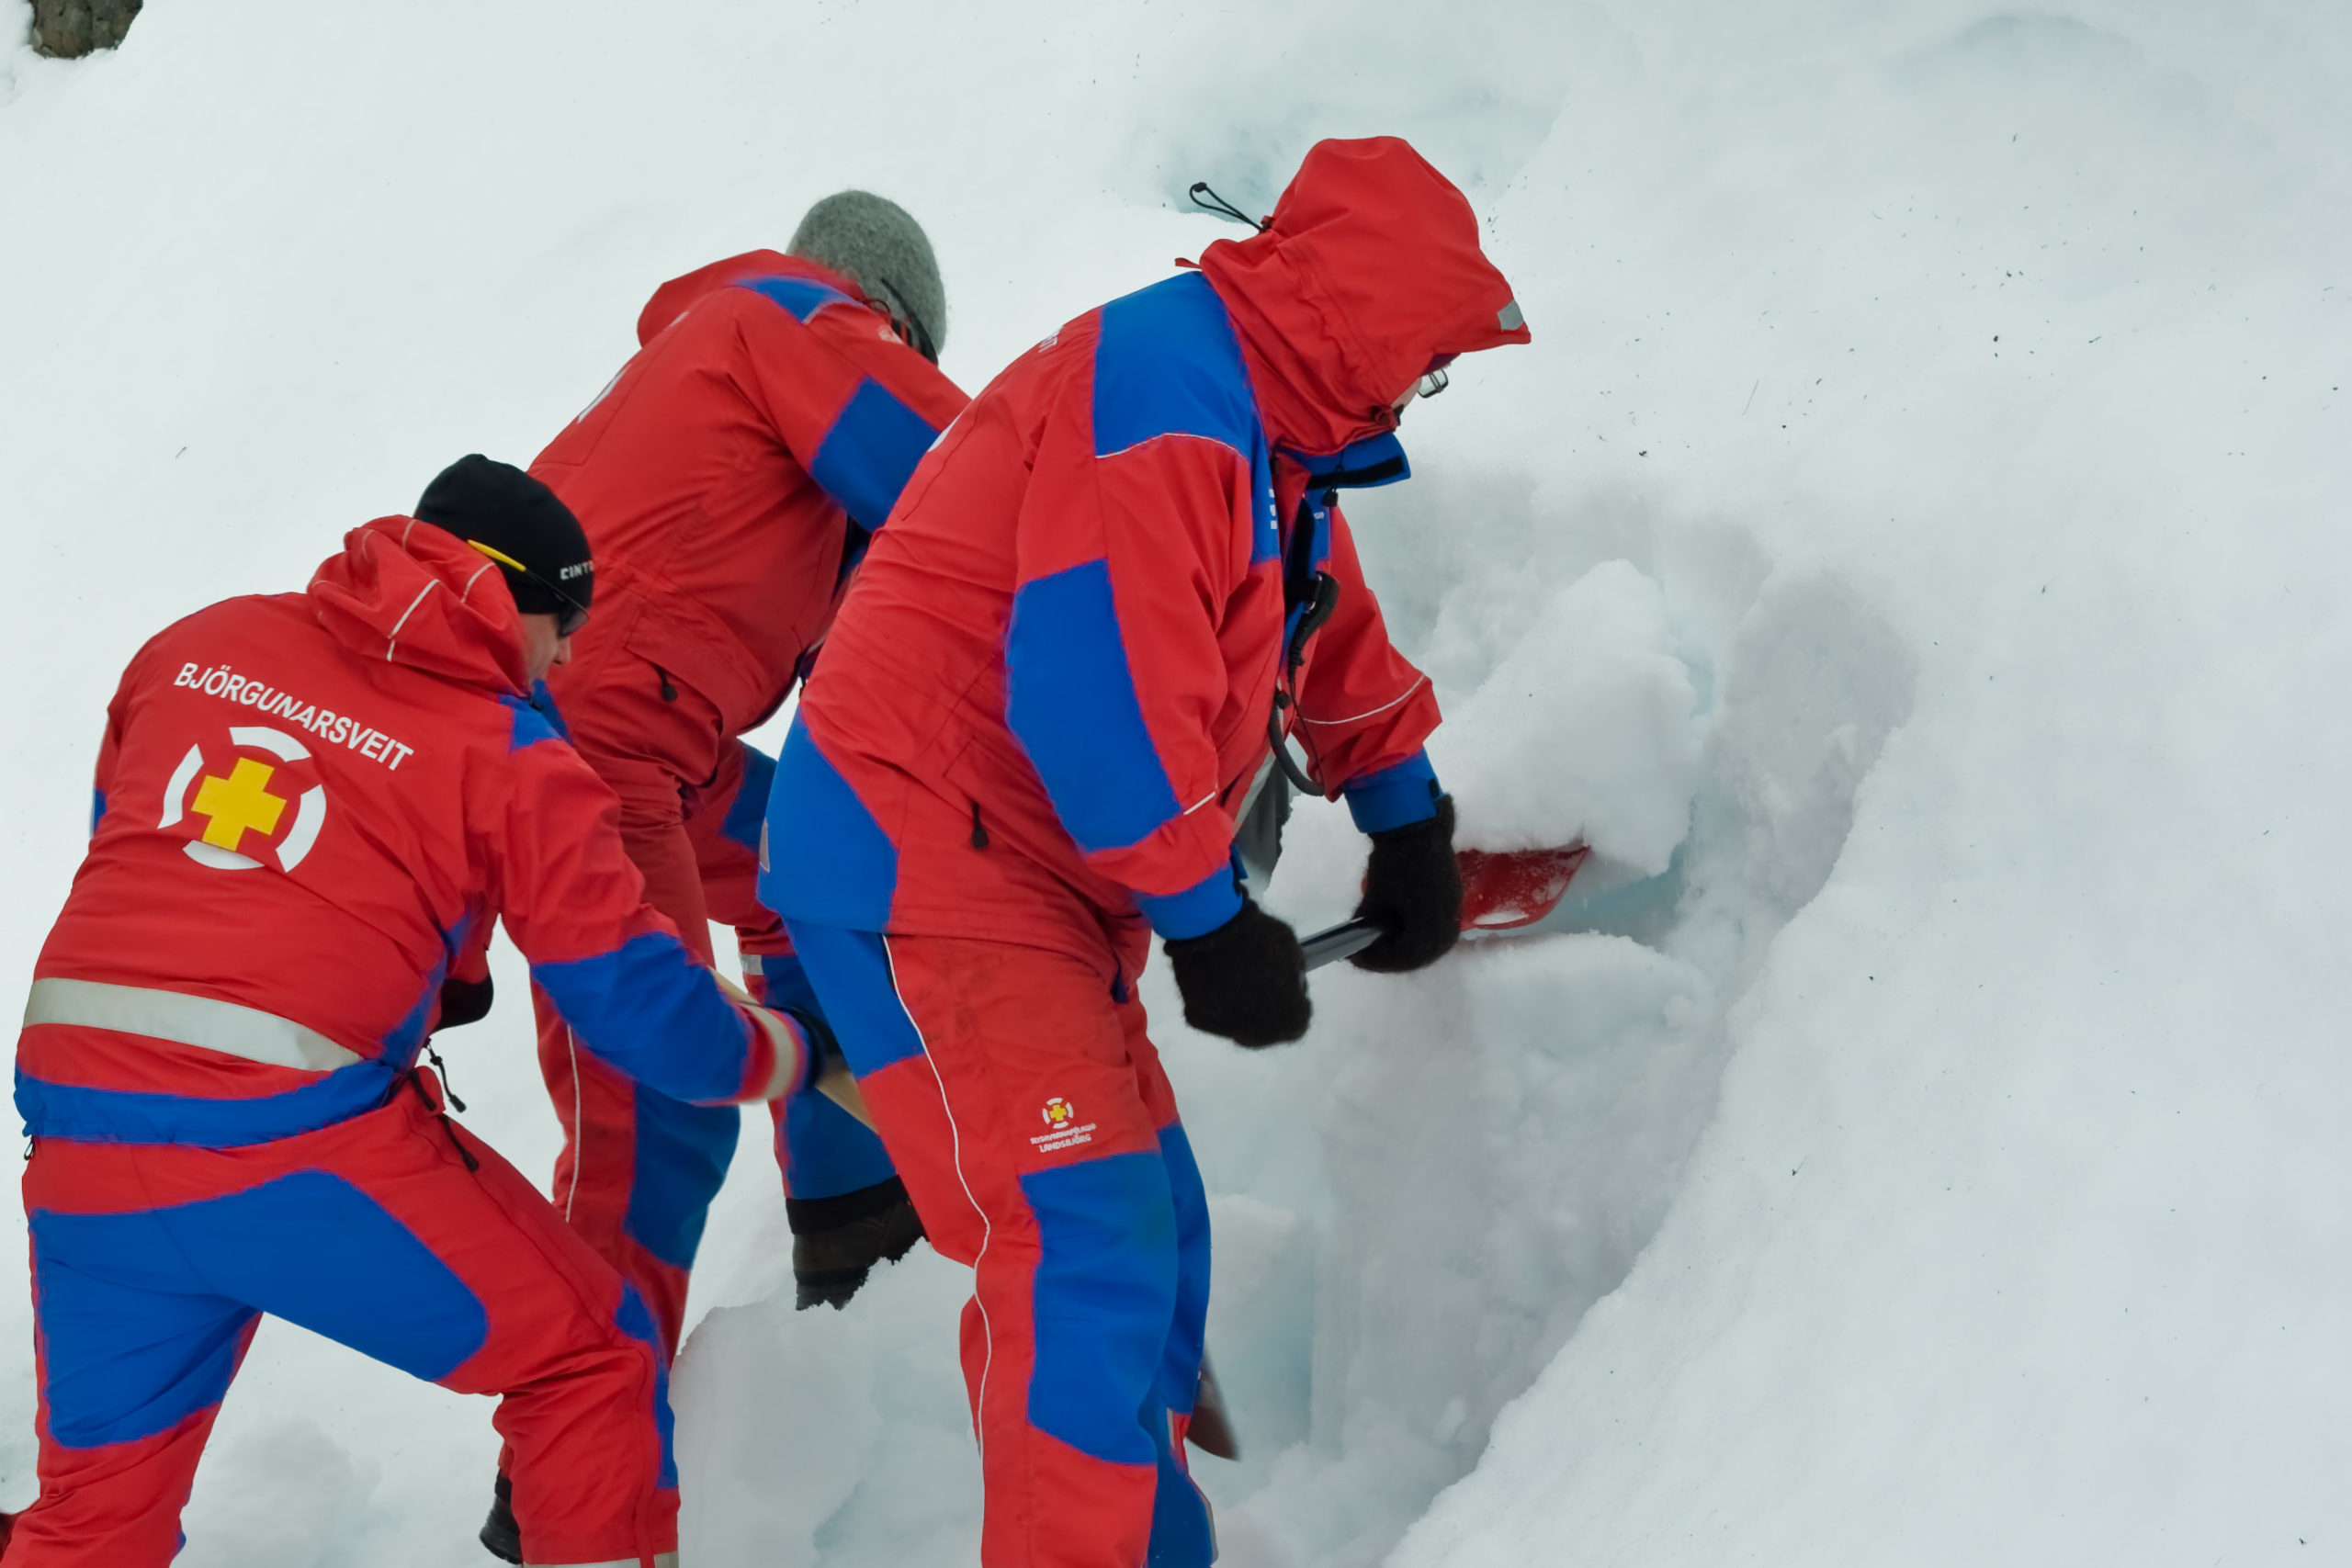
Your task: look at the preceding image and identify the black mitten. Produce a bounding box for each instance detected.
[1165,901,1312,1047]
[1350,796,1463,973]
[789,1176,926,1311]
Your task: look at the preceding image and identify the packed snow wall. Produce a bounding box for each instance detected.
[3,3,2346,1566]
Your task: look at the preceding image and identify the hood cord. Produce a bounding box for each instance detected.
[1189,183,1268,231]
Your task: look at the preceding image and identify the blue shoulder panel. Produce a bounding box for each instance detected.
[808,378,942,530]
[759,714,899,931]
[720,742,777,853]
[1092,273,1259,457]
[736,275,854,322]
[1092,274,1279,563]
[502,692,566,753]
[89,788,106,839]
[1006,558,1182,854]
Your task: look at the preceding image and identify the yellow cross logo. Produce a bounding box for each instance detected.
[189,758,287,852]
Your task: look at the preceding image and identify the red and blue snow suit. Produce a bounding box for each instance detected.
[758,138,1530,1568]
[8,518,805,1568]
[527,251,966,1351]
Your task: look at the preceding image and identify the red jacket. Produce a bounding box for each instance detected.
[761,138,1529,965]
[530,252,968,739]
[17,519,799,1147]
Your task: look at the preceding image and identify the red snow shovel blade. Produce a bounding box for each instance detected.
[1457,843,1591,930]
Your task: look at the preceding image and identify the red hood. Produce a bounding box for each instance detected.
[1197,136,1532,456]
[307,516,530,694]
[635,249,881,347]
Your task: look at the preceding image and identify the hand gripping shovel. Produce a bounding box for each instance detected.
[1300,842,1591,970]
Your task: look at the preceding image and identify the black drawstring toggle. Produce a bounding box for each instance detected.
[1189,183,1269,231]
[412,1049,480,1171]
[969,801,989,850]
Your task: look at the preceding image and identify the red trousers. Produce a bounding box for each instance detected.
[8,1084,676,1567]
[783,922,1216,1568]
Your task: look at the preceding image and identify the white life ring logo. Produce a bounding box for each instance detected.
[158,726,327,872]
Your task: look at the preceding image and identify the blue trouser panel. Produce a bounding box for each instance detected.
[33,1173,490,1449]
[756,950,899,1200]
[623,1087,740,1271]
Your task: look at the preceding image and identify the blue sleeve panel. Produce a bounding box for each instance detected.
[29,1171,489,1448]
[1005,558,1182,855]
[532,930,752,1106]
[720,742,776,853]
[1021,1149,1179,1466]
[89,788,106,838]
[1133,860,1244,941]
[1343,749,1442,834]
[808,377,944,530]
[758,715,899,931]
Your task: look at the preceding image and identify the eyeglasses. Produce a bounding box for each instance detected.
[876,276,941,365]
[467,540,591,637]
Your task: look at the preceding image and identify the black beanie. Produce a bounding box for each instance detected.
[413,455,594,618]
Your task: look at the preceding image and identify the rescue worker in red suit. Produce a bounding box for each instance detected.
[760,137,1530,1568]
[523,190,965,1342]
[4,457,815,1568]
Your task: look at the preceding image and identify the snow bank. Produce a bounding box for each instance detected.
[3,1,2347,1565]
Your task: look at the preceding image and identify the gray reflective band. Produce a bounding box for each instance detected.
[1498,300,1524,332]
[23,978,363,1073]
[739,954,764,976]
[528,1557,678,1568]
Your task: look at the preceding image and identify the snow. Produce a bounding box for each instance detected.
[3,2,2348,1565]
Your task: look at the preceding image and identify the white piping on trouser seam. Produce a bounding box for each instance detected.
[563,1026,584,1222]
[383,580,439,661]
[1295,673,1430,727]
[23,978,362,1072]
[884,933,993,1461]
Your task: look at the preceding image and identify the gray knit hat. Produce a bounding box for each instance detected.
[788,191,946,361]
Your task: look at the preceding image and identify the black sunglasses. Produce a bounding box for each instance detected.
[468,541,591,637]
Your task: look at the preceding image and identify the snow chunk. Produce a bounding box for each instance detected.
[1442,560,1700,873]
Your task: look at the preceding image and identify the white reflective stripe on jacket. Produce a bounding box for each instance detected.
[21,977,364,1073]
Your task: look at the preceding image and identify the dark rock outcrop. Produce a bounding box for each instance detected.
[30,0,141,58]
